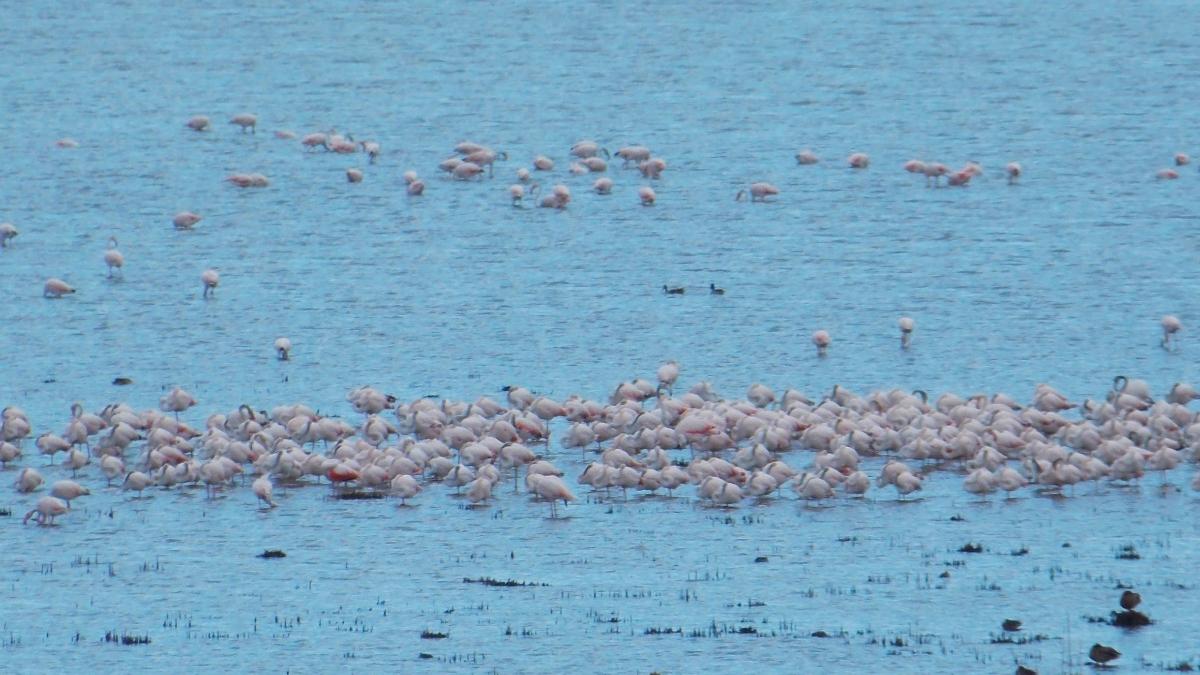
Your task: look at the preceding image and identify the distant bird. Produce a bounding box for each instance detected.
[186,115,210,132]
[1162,314,1181,349]
[1088,643,1120,666]
[812,330,831,356]
[360,141,381,163]
[795,149,819,165]
[23,496,68,525]
[615,146,651,166]
[638,186,656,206]
[848,153,869,169]
[638,157,666,179]
[274,130,296,140]
[1175,153,1190,166]
[229,113,257,133]
[50,480,89,506]
[1120,590,1141,610]
[533,155,554,171]
[663,285,685,295]
[510,183,538,206]
[593,177,613,195]
[407,179,425,196]
[14,467,44,493]
[226,173,269,188]
[55,138,79,149]
[201,269,219,298]
[709,283,725,295]
[1005,162,1022,184]
[173,211,202,230]
[736,182,779,202]
[275,337,292,361]
[1157,168,1180,180]
[0,222,17,247]
[43,278,75,298]
[104,236,124,277]
[346,168,363,183]
[453,162,485,180]
[1001,619,1022,632]
[570,141,608,159]
[252,475,276,508]
[899,316,915,348]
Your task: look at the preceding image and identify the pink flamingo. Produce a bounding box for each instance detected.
[638,186,656,206]
[186,116,210,132]
[848,153,869,169]
[202,269,219,298]
[735,182,779,202]
[173,211,202,230]
[229,113,257,133]
[1006,162,1022,184]
[812,330,831,356]
[346,168,364,183]
[795,149,819,165]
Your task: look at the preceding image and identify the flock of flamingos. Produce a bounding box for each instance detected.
[7,365,1200,525]
[3,114,1198,526]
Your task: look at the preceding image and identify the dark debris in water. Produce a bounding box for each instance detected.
[811,630,830,638]
[958,543,983,553]
[0,508,10,517]
[418,653,433,660]
[257,550,286,559]
[990,632,1049,645]
[949,514,966,522]
[643,627,682,635]
[1164,661,1195,672]
[112,377,133,385]
[1111,610,1151,628]
[1010,546,1029,556]
[754,556,768,563]
[462,577,547,587]
[333,490,385,500]
[420,630,448,639]
[1115,544,1141,560]
[104,631,150,645]
[1002,619,1022,632]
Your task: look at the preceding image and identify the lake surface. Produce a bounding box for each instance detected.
[2,1,1199,672]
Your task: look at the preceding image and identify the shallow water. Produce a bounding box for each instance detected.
[2,1,1199,672]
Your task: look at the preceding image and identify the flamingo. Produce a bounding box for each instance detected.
[528,474,575,518]
[795,149,819,165]
[44,278,75,298]
[252,475,276,508]
[1005,162,1022,184]
[532,155,554,171]
[848,152,869,169]
[229,113,257,133]
[301,133,328,151]
[360,141,381,163]
[1157,168,1179,180]
[593,177,613,195]
[122,470,153,497]
[638,158,666,179]
[812,330,831,357]
[407,179,425,196]
[510,183,538,206]
[570,141,608,159]
[55,138,79,148]
[104,236,124,277]
[452,162,485,180]
[202,269,219,298]
[15,467,44,493]
[1161,314,1181,349]
[173,211,202,230]
[615,146,651,166]
[346,168,364,183]
[24,496,68,525]
[1175,153,1189,166]
[898,317,915,348]
[0,222,17,247]
[50,480,89,507]
[638,186,656,206]
[186,115,210,132]
[736,182,779,202]
[275,337,292,360]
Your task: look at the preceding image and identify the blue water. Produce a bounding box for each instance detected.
[2,1,1199,672]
